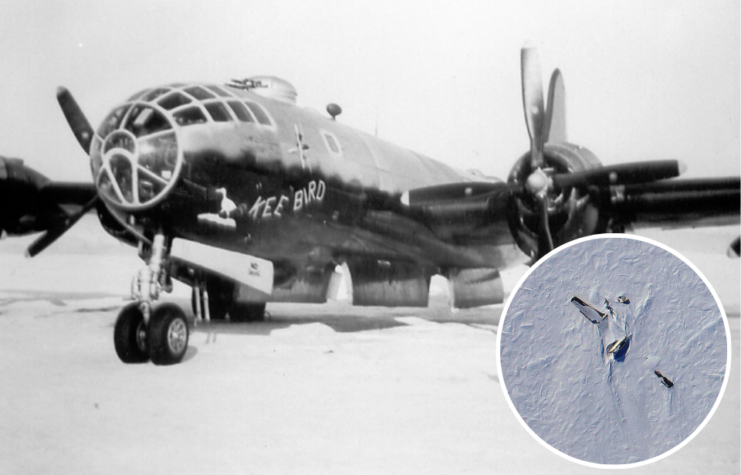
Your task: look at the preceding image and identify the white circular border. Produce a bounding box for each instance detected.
[495,233,732,469]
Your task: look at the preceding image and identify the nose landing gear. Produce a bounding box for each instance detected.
[113,231,190,365]
[114,303,189,365]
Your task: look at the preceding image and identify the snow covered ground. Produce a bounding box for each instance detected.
[0,216,737,473]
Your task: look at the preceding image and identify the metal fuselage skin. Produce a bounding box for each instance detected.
[91,82,522,276]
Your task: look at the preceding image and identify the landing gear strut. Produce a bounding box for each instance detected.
[191,275,267,322]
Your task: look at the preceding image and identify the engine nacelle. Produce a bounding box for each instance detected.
[0,156,60,236]
[506,143,609,258]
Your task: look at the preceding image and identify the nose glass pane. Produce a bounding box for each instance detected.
[104,131,136,154]
[138,132,178,179]
[109,154,134,202]
[97,170,121,204]
[124,106,172,138]
[97,104,131,138]
[137,176,165,204]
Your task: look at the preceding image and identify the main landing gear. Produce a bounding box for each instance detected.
[113,231,190,365]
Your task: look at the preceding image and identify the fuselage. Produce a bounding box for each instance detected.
[90,79,521,273]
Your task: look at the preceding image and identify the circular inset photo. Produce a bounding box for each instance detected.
[497,235,730,467]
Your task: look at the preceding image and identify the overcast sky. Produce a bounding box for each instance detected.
[0,0,738,182]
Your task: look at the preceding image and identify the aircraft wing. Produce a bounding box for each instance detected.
[609,176,740,229]
[399,173,740,262]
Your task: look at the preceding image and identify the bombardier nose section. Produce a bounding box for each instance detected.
[91,103,182,210]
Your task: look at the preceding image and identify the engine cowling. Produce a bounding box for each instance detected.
[506,142,609,258]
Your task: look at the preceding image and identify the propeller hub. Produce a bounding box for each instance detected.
[525,168,552,196]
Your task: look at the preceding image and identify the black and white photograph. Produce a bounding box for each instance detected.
[0,1,738,473]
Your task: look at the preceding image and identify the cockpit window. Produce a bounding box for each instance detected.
[124,105,172,138]
[98,104,131,138]
[173,106,208,126]
[206,85,232,97]
[158,92,192,110]
[227,101,254,122]
[141,88,170,102]
[204,102,232,122]
[184,86,214,101]
[245,102,272,125]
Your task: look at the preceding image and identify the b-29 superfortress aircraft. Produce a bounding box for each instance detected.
[1,48,738,364]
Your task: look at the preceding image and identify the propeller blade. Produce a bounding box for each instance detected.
[543,69,567,144]
[536,195,554,259]
[26,196,99,257]
[56,87,94,154]
[521,47,546,169]
[551,160,684,189]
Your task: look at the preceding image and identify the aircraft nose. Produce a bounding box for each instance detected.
[90,103,182,210]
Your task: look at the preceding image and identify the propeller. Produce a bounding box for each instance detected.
[520,46,566,259]
[518,47,682,260]
[25,88,99,257]
[401,47,688,262]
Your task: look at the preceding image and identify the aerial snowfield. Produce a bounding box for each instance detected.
[500,236,729,466]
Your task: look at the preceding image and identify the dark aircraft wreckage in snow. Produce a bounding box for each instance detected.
[1,48,738,364]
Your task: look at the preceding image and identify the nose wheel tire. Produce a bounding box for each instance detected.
[148,303,189,365]
[114,303,149,363]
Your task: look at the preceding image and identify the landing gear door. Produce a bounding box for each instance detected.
[170,238,274,295]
